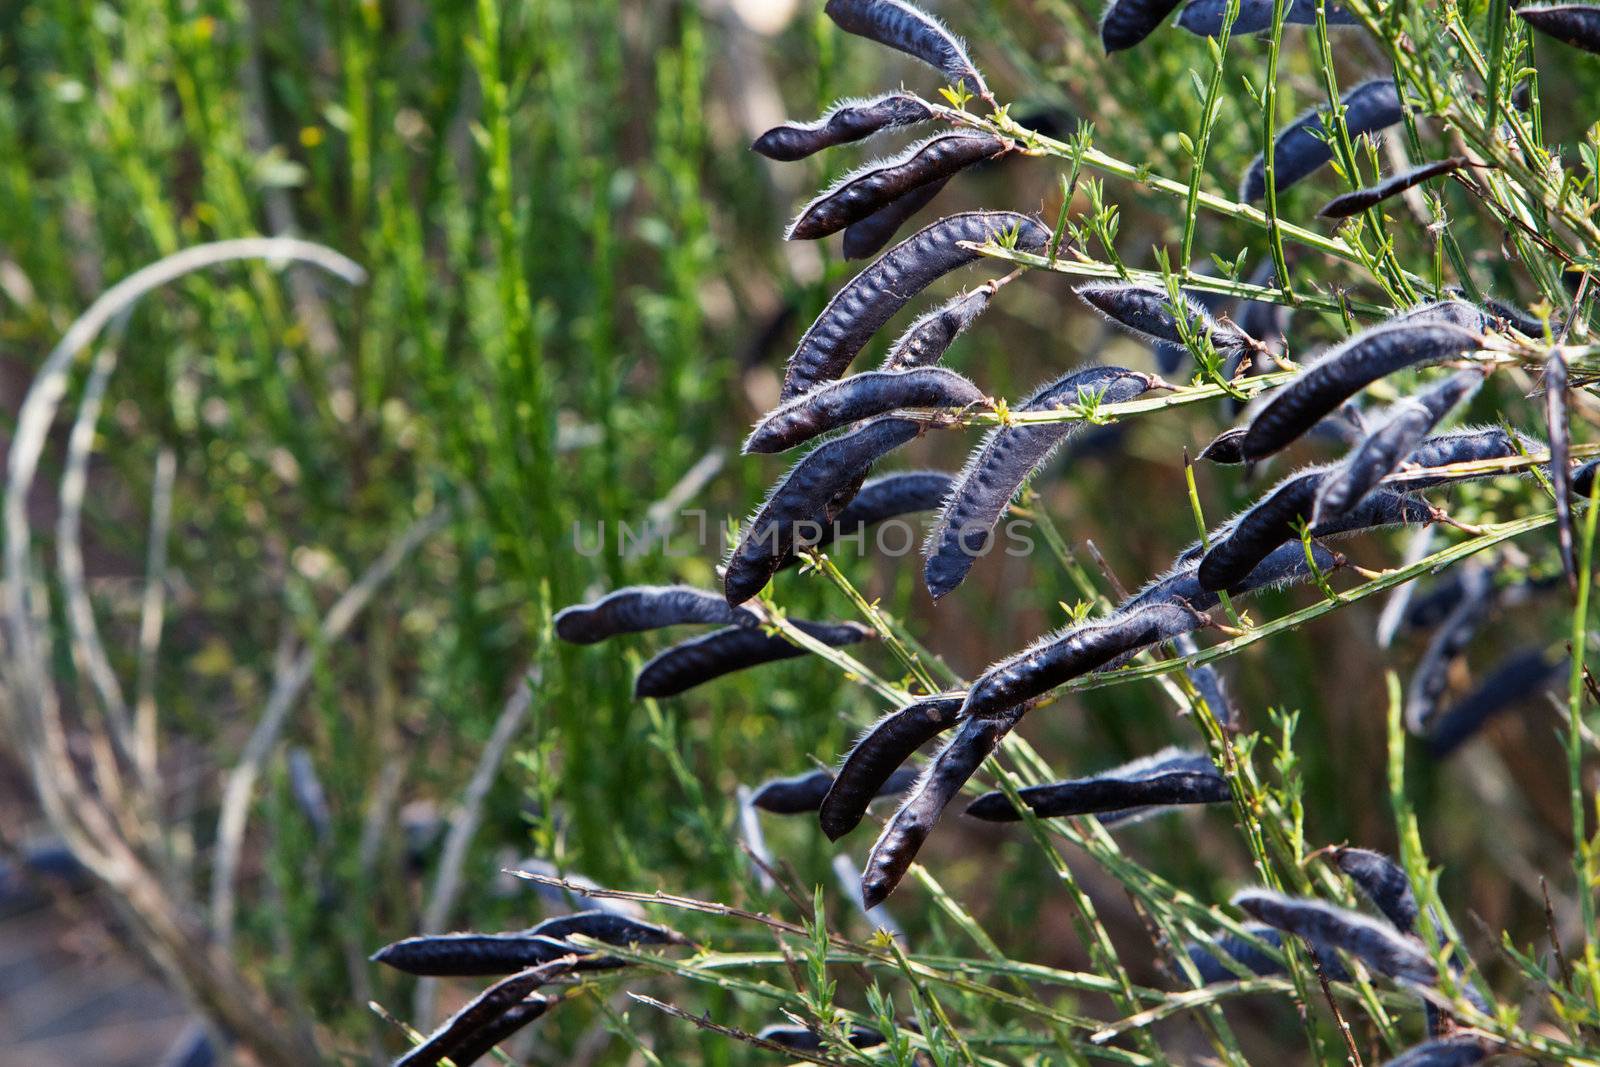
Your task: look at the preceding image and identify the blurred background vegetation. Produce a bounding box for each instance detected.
[2,0,1599,1063]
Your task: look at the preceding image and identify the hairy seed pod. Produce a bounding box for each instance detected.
[1397,299,1491,331]
[881,286,995,370]
[750,765,919,815]
[775,470,955,572]
[745,368,983,454]
[1185,923,1350,983]
[1334,848,1418,934]
[1404,563,1494,736]
[1317,157,1467,219]
[963,601,1207,719]
[1100,0,1186,50]
[1177,0,1359,36]
[1517,3,1600,53]
[1312,369,1485,524]
[788,134,1007,241]
[1177,633,1236,726]
[844,177,951,260]
[633,621,871,699]
[1240,321,1480,459]
[1574,457,1600,500]
[751,93,934,161]
[726,417,924,604]
[554,585,756,644]
[1479,295,1549,337]
[1546,353,1576,587]
[925,367,1156,598]
[371,933,582,977]
[1127,536,1344,618]
[821,695,964,840]
[861,714,1015,908]
[825,0,989,96]
[440,997,555,1067]
[1386,426,1525,488]
[1427,647,1565,758]
[1200,427,1250,464]
[965,748,1226,821]
[782,212,1050,400]
[397,961,583,1067]
[1381,1037,1491,1067]
[529,910,687,947]
[755,1024,886,1051]
[1240,80,1404,202]
[1233,889,1437,982]
[1075,281,1245,351]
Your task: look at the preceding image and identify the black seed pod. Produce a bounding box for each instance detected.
[1074,281,1245,350]
[925,366,1155,598]
[1240,80,1404,202]
[783,212,1049,400]
[744,368,983,454]
[1100,0,1186,51]
[1546,352,1576,587]
[965,748,1227,821]
[1233,889,1437,982]
[1334,848,1419,933]
[1177,0,1359,36]
[1177,633,1236,727]
[752,93,934,161]
[1386,426,1526,488]
[1197,467,1328,592]
[1199,427,1250,464]
[1427,647,1565,757]
[844,178,951,260]
[1516,3,1600,54]
[1317,157,1467,219]
[529,910,687,947]
[755,1024,886,1051]
[750,766,918,815]
[1480,295,1550,337]
[372,933,585,978]
[397,961,584,1067]
[1404,562,1493,735]
[1185,923,1351,983]
[633,621,871,699]
[1125,537,1344,617]
[554,585,757,644]
[962,601,1207,719]
[825,0,989,96]
[1574,457,1600,500]
[820,695,964,840]
[788,134,1007,241]
[775,470,955,572]
[1397,298,1491,331]
[440,997,555,1067]
[726,416,924,604]
[1381,1037,1491,1067]
[881,286,995,370]
[1240,321,1480,459]
[861,714,1015,908]
[1312,369,1484,524]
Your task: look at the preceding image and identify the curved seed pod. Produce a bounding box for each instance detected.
[1546,353,1576,588]
[1100,0,1186,50]
[821,695,964,840]
[1233,889,1437,983]
[881,286,995,370]
[1126,536,1345,617]
[788,133,1007,241]
[1385,426,1525,489]
[925,367,1156,598]
[751,93,934,161]
[372,932,582,977]
[529,910,687,947]
[554,585,756,644]
[440,997,555,1067]
[1177,633,1236,727]
[744,368,983,454]
[1185,923,1351,983]
[1334,848,1418,933]
[1312,369,1485,524]
[750,766,919,815]
[397,961,583,1067]
[962,601,1207,719]
[825,0,988,96]
[781,211,1050,400]
[775,470,955,572]
[1480,295,1549,337]
[1574,457,1600,500]
[844,177,951,260]
[1240,321,1481,459]
[1075,281,1245,350]
[1240,80,1404,202]
[1427,648,1566,758]
[633,621,871,699]
[1397,298,1490,331]
[1317,157,1467,219]
[861,714,1014,909]
[1404,563,1494,736]
[1517,3,1600,53]
[1199,427,1250,464]
[1178,0,1359,36]
[726,417,923,604]
[755,1024,886,1051]
[1381,1037,1491,1067]
[965,748,1227,821]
